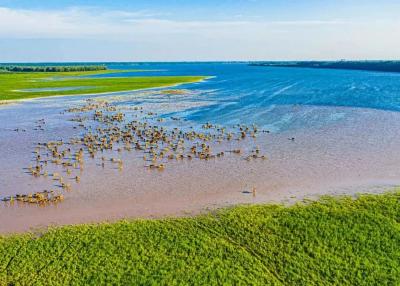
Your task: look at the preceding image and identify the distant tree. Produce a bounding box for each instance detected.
[0,65,107,72]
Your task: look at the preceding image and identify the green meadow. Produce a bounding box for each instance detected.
[0,70,206,101]
[1,192,399,285]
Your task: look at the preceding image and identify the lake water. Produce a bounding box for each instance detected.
[4,62,400,132]
[2,62,400,233]
[94,62,400,132]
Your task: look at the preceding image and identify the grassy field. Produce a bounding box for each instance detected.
[0,192,399,285]
[0,70,206,101]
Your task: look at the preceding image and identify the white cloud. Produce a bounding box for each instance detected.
[0,7,348,39]
[0,6,399,61]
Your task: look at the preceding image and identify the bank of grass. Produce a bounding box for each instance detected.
[0,70,206,101]
[1,192,399,285]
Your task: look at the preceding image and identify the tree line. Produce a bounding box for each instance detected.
[250,61,400,73]
[0,65,107,72]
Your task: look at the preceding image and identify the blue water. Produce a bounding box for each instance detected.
[92,62,400,132]
[3,62,399,133]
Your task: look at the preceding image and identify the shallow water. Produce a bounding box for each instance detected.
[1,63,400,233]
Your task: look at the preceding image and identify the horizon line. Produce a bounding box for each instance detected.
[1,59,400,64]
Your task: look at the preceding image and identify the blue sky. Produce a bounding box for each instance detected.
[0,0,399,62]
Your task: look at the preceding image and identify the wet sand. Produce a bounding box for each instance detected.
[1,96,400,234]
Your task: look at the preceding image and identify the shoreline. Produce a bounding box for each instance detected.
[1,187,398,236]
[1,190,398,285]
[0,185,395,235]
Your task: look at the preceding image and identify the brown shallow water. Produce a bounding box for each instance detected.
[1,98,400,233]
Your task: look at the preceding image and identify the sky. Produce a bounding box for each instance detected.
[0,0,399,62]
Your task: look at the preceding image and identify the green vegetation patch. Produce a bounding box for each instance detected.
[1,192,399,285]
[0,71,206,101]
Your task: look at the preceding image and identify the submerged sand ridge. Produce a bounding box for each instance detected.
[1,93,400,233]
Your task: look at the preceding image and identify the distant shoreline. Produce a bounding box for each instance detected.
[250,61,400,73]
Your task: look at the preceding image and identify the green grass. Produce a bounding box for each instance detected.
[1,192,399,285]
[0,70,206,101]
